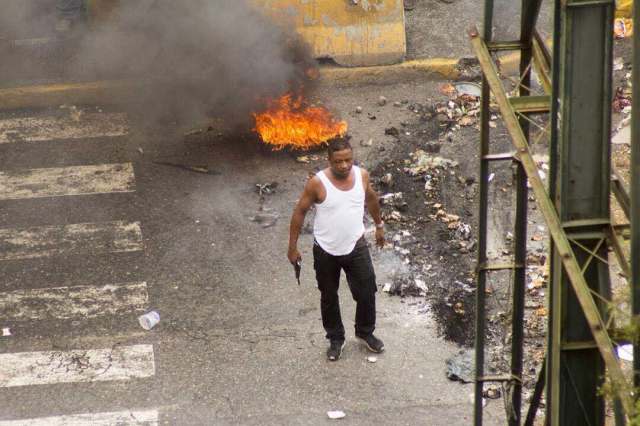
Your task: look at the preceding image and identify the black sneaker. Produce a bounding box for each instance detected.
[358,334,385,353]
[327,340,345,361]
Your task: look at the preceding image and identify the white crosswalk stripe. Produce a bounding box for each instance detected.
[0,409,159,426]
[0,221,143,261]
[0,345,155,387]
[0,163,135,200]
[0,110,160,419]
[0,113,128,144]
[0,282,149,321]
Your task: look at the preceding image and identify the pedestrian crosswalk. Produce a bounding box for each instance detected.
[0,409,159,426]
[0,282,149,320]
[0,112,129,144]
[0,163,136,200]
[0,109,158,423]
[0,345,155,387]
[0,221,143,261]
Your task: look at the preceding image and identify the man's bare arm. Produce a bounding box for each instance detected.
[363,170,383,224]
[288,177,318,263]
[363,170,385,247]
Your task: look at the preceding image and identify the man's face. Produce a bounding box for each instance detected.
[329,148,354,179]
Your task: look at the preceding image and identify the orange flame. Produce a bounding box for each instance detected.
[253,93,347,150]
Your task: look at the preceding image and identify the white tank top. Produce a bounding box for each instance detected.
[313,166,365,256]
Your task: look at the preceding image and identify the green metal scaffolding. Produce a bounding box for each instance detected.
[471,0,640,424]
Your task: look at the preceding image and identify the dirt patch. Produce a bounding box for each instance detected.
[368,96,480,347]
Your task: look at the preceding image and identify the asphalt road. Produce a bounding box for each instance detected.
[0,80,506,425]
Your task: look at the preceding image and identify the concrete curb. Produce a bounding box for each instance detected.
[318,57,462,85]
[0,56,504,110]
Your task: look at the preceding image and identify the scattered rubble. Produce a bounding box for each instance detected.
[454,82,482,98]
[385,127,400,137]
[483,385,501,399]
[445,349,474,383]
[255,182,278,197]
[298,155,321,164]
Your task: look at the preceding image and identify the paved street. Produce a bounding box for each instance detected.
[0,81,504,425]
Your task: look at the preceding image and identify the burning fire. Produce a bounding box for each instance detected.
[253,93,347,150]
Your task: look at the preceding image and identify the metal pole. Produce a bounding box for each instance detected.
[507,1,543,423]
[546,1,562,424]
[474,1,494,424]
[632,0,640,393]
[551,0,614,423]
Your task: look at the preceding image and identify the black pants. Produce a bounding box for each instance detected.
[313,237,377,342]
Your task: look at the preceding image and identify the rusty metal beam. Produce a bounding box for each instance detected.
[509,95,550,114]
[469,28,633,418]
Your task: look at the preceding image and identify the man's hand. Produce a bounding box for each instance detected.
[288,246,302,265]
[375,227,385,248]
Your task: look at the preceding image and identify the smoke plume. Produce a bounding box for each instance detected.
[3,1,316,127]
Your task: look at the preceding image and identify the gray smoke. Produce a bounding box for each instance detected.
[3,1,316,126]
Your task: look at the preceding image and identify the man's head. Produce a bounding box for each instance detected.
[327,137,353,179]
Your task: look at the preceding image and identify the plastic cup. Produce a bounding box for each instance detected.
[138,310,160,330]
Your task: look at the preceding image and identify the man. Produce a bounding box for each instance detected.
[288,137,385,361]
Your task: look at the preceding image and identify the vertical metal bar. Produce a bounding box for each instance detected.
[552,0,614,423]
[524,359,546,426]
[632,0,640,392]
[600,6,626,425]
[474,1,494,425]
[546,1,562,424]
[508,1,542,423]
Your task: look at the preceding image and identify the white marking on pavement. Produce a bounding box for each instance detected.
[0,282,149,321]
[0,409,158,425]
[0,163,135,200]
[0,344,155,387]
[0,221,143,261]
[0,113,128,144]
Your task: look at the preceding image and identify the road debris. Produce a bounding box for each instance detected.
[153,161,220,175]
[367,356,378,363]
[613,86,632,113]
[327,411,346,420]
[296,155,319,164]
[385,127,400,137]
[618,344,633,362]
[446,350,474,383]
[614,18,633,39]
[483,385,501,399]
[255,182,278,196]
[454,82,482,98]
[378,96,387,106]
[184,126,213,137]
[138,311,160,330]
[2,327,11,337]
[406,150,458,175]
[250,211,279,228]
